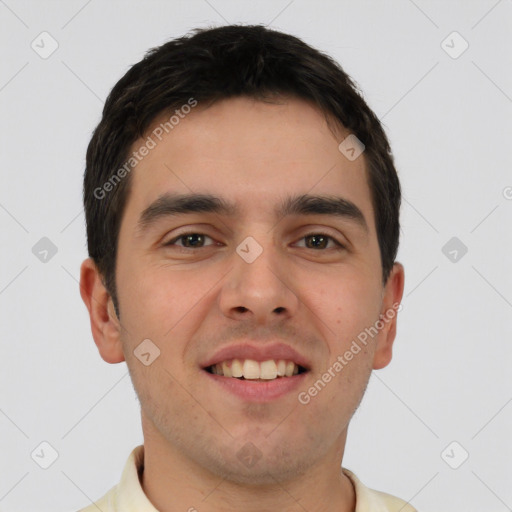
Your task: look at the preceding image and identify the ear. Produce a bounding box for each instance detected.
[79,258,125,364]
[372,262,405,370]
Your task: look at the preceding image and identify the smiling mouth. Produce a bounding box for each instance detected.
[204,359,308,380]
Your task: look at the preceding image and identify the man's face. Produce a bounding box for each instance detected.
[105,96,402,483]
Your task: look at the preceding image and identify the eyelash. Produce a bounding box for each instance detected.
[163,232,346,251]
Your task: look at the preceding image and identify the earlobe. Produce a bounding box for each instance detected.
[372,262,405,370]
[79,258,125,364]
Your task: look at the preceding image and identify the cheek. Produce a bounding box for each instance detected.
[308,270,381,395]
[313,268,381,335]
[118,262,208,337]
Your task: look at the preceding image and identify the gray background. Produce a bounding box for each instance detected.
[1,0,511,511]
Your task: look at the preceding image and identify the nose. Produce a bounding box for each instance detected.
[218,236,300,325]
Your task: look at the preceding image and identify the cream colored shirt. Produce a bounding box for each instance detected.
[77,445,417,512]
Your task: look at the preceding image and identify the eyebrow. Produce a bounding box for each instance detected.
[136,192,369,236]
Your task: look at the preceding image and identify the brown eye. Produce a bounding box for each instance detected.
[164,233,214,248]
[305,234,329,249]
[298,233,344,250]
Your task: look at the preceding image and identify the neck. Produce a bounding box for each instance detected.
[140,416,356,512]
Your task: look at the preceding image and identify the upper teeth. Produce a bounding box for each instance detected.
[210,359,300,379]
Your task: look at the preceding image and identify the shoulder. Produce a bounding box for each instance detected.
[342,468,417,512]
[74,445,146,512]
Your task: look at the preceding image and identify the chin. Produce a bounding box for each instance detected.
[208,437,321,486]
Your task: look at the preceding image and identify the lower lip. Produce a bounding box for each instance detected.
[203,370,308,402]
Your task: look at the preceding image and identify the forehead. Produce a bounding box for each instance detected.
[123,96,374,231]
